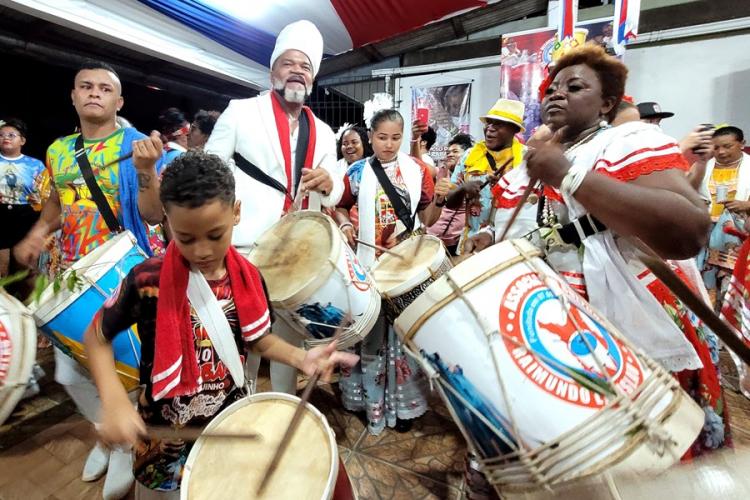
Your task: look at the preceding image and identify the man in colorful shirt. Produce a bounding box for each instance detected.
[13,60,166,499]
[445,98,527,253]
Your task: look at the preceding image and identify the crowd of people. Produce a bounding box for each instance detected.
[0,16,748,500]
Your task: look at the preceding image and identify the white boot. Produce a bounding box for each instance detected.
[82,442,109,482]
[102,448,135,500]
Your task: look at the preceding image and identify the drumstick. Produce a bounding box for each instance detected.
[630,237,750,366]
[355,238,404,259]
[497,180,538,242]
[147,425,261,442]
[256,322,346,495]
[99,151,134,170]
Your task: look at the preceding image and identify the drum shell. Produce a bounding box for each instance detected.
[0,290,36,425]
[181,392,338,500]
[394,239,702,488]
[372,235,452,321]
[247,211,380,350]
[27,232,145,391]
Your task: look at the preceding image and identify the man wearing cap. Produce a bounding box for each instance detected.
[444,98,526,253]
[637,101,674,126]
[205,20,343,394]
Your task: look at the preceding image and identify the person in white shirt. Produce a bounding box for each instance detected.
[205,20,343,394]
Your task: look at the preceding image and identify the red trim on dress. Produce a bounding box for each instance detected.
[596,153,689,183]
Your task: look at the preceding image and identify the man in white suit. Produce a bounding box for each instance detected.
[205,20,343,394]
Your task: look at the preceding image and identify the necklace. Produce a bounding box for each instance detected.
[564,124,609,154]
[716,157,742,167]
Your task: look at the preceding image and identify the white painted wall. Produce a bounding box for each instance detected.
[395,65,501,151]
[625,32,750,139]
[393,29,750,152]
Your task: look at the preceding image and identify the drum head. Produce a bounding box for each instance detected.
[248,212,334,303]
[372,235,444,295]
[184,393,337,500]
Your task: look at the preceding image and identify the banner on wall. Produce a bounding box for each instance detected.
[411,83,471,161]
[500,18,615,139]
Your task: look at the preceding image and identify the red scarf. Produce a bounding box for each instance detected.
[151,242,271,401]
[270,91,317,211]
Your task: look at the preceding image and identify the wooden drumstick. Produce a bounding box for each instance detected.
[355,238,405,259]
[256,321,347,495]
[498,180,538,242]
[147,425,261,442]
[99,151,134,170]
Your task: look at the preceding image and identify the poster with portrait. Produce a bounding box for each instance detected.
[411,83,471,161]
[500,18,615,139]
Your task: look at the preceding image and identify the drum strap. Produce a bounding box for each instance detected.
[74,135,122,233]
[231,111,310,205]
[369,156,416,233]
[187,268,246,392]
[233,153,292,201]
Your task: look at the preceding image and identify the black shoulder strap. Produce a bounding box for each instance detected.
[484,151,497,172]
[369,156,416,233]
[74,135,121,233]
[232,152,289,196]
[293,110,310,196]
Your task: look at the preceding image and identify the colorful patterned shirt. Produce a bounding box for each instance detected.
[46,129,165,263]
[0,154,46,207]
[100,257,272,491]
[709,164,740,221]
[339,157,434,247]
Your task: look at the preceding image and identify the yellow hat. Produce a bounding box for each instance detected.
[480,98,526,132]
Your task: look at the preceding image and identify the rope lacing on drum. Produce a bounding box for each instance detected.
[644,423,678,457]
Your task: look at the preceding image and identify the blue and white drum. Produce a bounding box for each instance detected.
[29,231,146,391]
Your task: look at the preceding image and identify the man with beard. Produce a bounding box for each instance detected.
[205,20,342,394]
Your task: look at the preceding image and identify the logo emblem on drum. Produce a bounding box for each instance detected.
[345,250,370,292]
[0,320,11,383]
[499,273,644,408]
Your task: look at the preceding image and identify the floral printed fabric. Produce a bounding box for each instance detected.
[645,268,732,459]
[339,314,429,435]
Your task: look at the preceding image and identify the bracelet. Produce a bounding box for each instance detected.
[435,197,446,207]
[559,167,587,197]
[339,222,354,231]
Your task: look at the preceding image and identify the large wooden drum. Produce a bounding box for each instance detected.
[182,392,339,499]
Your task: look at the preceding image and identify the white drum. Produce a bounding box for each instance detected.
[394,238,704,493]
[0,289,37,425]
[181,392,339,500]
[371,235,452,321]
[247,210,380,350]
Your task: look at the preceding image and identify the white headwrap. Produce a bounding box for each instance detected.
[270,20,324,77]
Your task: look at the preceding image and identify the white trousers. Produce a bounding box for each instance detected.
[55,347,139,421]
[244,315,302,395]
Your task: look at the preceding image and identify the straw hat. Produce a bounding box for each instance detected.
[479,98,526,132]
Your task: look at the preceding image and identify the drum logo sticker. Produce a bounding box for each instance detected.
[345,250,370,291]
[0,320,12,383]
[499,273,644,408]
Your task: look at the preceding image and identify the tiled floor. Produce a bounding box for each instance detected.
[1,352,750,499]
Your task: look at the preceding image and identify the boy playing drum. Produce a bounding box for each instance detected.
[84,151,358,498]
